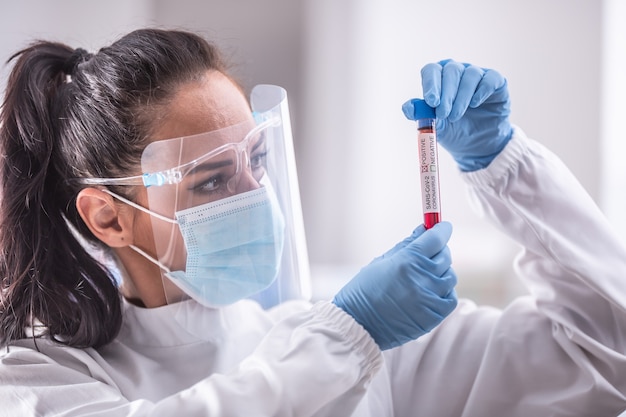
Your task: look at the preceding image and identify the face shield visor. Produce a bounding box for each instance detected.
[84,85,310,309]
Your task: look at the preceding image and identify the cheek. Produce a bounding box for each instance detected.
[131,189,188,271]
[133,209,188,272]
[139,218,188,271]
[160,223,188,272]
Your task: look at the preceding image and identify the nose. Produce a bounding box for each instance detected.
[227,150,261,194]
[234,167,261,193]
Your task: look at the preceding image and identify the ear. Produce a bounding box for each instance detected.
[76,188,134,248]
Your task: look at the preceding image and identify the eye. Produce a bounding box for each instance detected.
[248,129,269,171]
[189,174,225,193]
[250,150,268,170]
[182,153,238,196]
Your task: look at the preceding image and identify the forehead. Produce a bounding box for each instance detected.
[141,118,258,173]
[150,70,252,142]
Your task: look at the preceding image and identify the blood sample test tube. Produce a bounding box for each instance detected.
[412,99,441,229]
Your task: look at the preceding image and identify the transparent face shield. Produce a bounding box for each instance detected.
[87,85,310,309]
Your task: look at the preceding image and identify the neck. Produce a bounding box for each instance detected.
[113,246,169,308]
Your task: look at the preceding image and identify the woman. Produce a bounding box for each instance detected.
[1,28,625,416]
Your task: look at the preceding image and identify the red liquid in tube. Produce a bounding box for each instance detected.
[415,102,441,229]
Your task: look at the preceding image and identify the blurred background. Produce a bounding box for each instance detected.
[1,0,624,307]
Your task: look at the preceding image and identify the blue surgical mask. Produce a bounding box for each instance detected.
[107,185,285,307]
[168,186,285,306]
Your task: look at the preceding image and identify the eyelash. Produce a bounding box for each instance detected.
[187,148,269,194]
[192,174,225,193]
[250,150,268,170]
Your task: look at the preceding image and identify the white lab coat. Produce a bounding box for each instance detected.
[2,130,626,416]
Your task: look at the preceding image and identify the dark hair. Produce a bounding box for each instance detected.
[0,28,228,348]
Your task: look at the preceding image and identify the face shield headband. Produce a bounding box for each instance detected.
[78,85,310,309]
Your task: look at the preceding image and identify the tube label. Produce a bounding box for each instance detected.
[418,131,440,214]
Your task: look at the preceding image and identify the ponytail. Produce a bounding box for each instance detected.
[0,29,228,349]
[0,42,122,348]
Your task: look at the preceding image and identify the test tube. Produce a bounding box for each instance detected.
[412,99,441,229]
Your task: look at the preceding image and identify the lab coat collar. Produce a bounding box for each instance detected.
[119,297,266,347]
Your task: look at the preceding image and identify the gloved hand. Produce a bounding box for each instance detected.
[333,222,458,350]
[402,59,513,172]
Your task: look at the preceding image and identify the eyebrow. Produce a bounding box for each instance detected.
[186,158,234,176]
[184,134,267,176]
[251,134,266,152]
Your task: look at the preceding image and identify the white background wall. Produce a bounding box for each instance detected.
[1,0,623,307]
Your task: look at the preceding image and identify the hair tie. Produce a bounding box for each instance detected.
[64,48,93,78]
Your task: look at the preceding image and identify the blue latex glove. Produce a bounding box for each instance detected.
[402,59,513,172]
[333,222,458,350]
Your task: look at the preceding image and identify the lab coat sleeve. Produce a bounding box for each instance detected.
[0,301,383,417]
[386,129,626,416]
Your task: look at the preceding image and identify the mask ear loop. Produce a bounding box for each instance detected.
[102,189,177,224]
[128,244,173,274]
[101,189,176,274]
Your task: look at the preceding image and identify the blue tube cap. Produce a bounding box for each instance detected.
[410,99,436,120]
